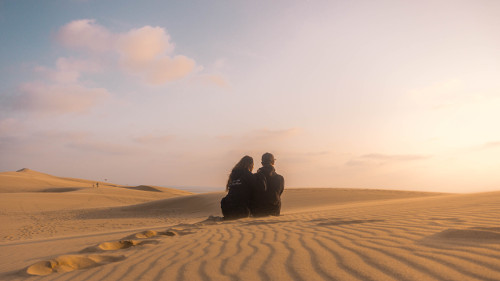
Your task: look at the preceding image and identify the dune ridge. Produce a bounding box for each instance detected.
[0,168,191,195]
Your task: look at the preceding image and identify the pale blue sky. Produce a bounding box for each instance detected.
[1,0,500,192]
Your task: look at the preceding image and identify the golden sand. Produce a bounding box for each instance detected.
[1,169,499,280]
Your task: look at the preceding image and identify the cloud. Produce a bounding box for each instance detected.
[118,26,173,65]
[0,118,22,135]
[1,55,109,115]
[9,81,109,114]
[217,128,301,143]
[346,153,431,167]
[57,19,113,52]
[3,56,108,115]
[57,19,196,84]
[133,134,174,145]
[143,55,196,84]
[361,153,431,161]
[481,141,500,150]
[201,74,230,88]
[35,57,101,84]
[345,160,367,167]
[252,128,301,140]
[67,140,133,155]
[197,59,230,88]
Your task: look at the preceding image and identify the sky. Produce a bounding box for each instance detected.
[1,0,500,193]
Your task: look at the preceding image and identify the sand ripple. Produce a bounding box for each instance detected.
[3,190,500,281]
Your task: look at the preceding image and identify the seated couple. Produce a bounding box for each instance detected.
[220,153,284,220]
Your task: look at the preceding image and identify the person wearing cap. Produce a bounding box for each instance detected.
[250,153,285,217]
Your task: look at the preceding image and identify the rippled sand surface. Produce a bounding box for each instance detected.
[1,169,500,280]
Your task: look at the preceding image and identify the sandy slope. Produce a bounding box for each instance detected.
[1,170,500,280]
[0,169,192,241]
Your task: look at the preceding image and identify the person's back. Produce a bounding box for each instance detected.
[250,153,284,217]
[221,156,256,220]
[225,168,253,204]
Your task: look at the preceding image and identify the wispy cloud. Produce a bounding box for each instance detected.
[481,141,500,150]
[67,140,134,155]
[34,57,101,84]
[7,81,109,115]
[361,153,431,161]
[2,56,108,115]
[200,74,230,88]
[346,153,431,167]
[252,128,301,140]
[0,118,22,135]
[216,128,301,143]
[133,134,175,145]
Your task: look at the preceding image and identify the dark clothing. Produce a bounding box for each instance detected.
[250,165,284,217]
[220,168,255,220]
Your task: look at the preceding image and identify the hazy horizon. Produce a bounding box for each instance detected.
[1,0,500,193]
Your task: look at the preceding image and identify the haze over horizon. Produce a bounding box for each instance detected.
[1,0,500,193]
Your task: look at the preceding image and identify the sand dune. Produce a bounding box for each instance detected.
[1,170,500,280]
[0,168,190,195]
[0,169,192,242]
[77,188,446,222]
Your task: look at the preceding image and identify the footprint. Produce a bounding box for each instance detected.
[25,224,199,275]
[194,215,224,226]
[167,228,195,236]
[26,254,125,276]
[98,240,159,250]
[81,239,159,253]
[421,227,500,246]
[133,230,176,239]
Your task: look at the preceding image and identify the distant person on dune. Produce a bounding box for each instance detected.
[251,153,284,217]
[220,156,256,220]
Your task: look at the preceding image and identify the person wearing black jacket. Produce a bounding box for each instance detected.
[251,153,284,217]
[220,155,256,220]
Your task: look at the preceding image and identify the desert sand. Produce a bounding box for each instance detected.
[1,169,500,281]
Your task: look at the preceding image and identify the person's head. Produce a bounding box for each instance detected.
[227,155,254,191]
[261,152,275,166]
[232,155,254,172]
